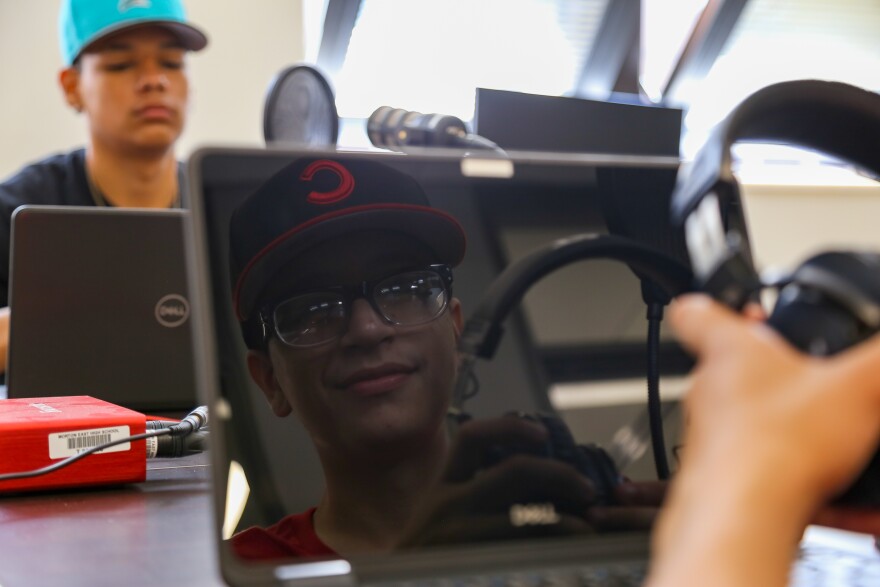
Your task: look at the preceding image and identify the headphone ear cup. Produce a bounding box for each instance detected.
[767,251,880,356]
[767,285,864,356]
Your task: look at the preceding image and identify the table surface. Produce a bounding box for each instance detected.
[0,452,227,587]
[3,449,878,587]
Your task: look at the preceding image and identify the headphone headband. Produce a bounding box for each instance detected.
[672,79,880,224]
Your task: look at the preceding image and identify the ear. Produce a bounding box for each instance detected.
[449,297,464,339]
[59,67,83,113]
[246,349,293,417]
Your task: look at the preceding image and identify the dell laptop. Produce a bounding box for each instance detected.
[185,145,696,586]
[6,206,198,414]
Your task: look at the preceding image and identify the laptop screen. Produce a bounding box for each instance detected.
[186,146,687,585]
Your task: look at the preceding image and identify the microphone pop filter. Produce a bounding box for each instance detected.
[263,64,339,147]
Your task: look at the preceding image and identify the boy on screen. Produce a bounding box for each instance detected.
[226,156,656,559]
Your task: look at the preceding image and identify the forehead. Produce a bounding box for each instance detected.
[263,231,439,298]
[81,25,184,55]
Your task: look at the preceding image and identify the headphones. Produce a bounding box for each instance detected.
[671,79,880,506]
[448,233,694,502]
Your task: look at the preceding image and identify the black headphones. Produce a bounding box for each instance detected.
[671,79,880,506]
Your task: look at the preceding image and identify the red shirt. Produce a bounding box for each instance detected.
[229,507,337,561]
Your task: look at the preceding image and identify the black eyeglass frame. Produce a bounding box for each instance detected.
[257,263,454,348]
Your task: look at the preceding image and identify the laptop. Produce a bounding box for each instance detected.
[186,146,880,586]
[185,145,694,585]
[6,206,198,414]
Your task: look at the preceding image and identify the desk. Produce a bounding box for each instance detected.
[0,453,226,587]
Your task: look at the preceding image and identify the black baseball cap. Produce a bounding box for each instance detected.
[230,157,467,323]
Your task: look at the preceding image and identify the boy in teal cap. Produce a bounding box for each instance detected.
[0,0,208,373]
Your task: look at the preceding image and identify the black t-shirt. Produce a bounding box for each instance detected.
[0,149,94,306]
[0,148,186,307]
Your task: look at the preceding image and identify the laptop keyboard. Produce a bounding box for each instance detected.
[789,542,880,587]
[369,561,649,587]
[365,541,880,587]
[316,528,880,587]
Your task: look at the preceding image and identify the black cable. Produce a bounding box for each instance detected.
[646,301,670,480]
[0,429,168,482]
[147,426,210,458]
[0,406,209,482]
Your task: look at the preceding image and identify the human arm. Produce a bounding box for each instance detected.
[646,294,880,587]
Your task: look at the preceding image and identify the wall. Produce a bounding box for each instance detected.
[0,0,305,180]
[742,181,880,270]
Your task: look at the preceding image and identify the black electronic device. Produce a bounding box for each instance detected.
[263,64,339,147]
[7,206,197,413]
[671,78,880,506]
[187,145,694,587]
[474,88,682,157]
[185,145,880,587]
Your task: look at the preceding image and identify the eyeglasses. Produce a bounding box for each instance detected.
[258,264,453,348]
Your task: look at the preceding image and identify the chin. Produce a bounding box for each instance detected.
[132,128,182,151]
[362,412,445,449]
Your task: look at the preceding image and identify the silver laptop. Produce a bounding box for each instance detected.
[186,146,880,586]
[7,206,198,414]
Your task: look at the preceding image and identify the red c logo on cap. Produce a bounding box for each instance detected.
[300,160,356,205]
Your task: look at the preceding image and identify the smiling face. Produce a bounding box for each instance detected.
[247,231,463,462]
[59,25,190,156]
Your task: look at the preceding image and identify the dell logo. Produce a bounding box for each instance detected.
[155,294,190,328]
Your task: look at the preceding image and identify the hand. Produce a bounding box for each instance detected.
[397,415,600,548]
[585,480,667,532]
[647,294,880,587]
[668,294,880,510]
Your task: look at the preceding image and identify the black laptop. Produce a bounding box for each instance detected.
[186,146,880,586]
[6,206,198,414]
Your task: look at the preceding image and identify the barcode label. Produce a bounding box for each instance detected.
[67,434,112,450]
[48,426,131,459]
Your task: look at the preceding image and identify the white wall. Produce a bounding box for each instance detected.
[0,0,305,180]
[742,181,880,272]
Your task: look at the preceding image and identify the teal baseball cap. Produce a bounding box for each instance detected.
[59,0,208,66]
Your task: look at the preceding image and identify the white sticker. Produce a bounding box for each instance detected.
[460,158,515,178]
[48,426,131,459]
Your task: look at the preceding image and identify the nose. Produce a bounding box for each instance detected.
[136,59,169,92]
[339,298,395,347]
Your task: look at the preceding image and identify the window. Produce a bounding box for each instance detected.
[313,0,880,156]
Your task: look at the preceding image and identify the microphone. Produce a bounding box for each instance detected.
[367,106,504,153]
